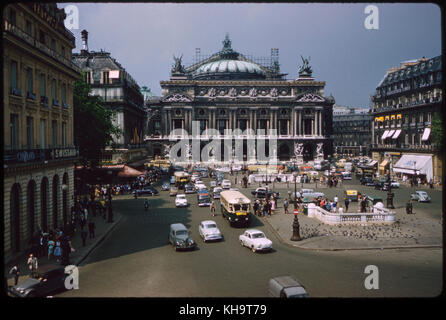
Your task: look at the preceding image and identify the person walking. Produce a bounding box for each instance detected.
[47,237,55,260]
[81,227,88,247]
[27,254,38,278]
[344,197,350,213]
[88,219,96,239]
[283,199,289,214]
[53,240,62,262]
[271,198,276,214]
[210,200,216,217]
[9,264,20,286]
[253,200,259,216]
[333,195,339,210]
[61,236,72,265]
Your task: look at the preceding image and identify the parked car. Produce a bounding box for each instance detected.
[191,174,201,183]
[221,179,231,189]
[169,186,178,196]
[161,182,170,191]
[410,190,431,202]
[175,194,188,207]
[239,229,272,253]
[168,223,196,251]
[8,264,75,297]
[170,176,176,184]
[195,182,207,191]
[268,276,308,298]
[198,220,223,242]
[133,186,159,196]
[295,189,324,199]
[210,180,217,188]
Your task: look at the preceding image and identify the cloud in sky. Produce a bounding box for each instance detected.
[64,2,441,108]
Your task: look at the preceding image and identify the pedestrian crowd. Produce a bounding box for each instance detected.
[252,193,279,217]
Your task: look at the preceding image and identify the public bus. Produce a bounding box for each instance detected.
[220,190,251,227]
[174,171,190,190]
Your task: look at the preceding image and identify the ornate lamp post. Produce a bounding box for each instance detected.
[386,169,394,209]
[290,171,301,241]
[107,170,114,223]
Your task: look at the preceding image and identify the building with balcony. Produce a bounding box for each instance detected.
[3,3,80,262]
[72,30,147,164]
[145,35,334,164]
[333,105,372,157]
[370,55,442,183]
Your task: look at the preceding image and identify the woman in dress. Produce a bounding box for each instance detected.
[53,240,62,262]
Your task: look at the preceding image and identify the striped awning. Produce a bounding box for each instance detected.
[421,128,431,141]
[392,129,402,139]
[381,130,389,140]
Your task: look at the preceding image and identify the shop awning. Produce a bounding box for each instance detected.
[379,159,389,171]
[366,160,378,166]
[421,128,431,141]
[392,129,402,139]
[393,154,433,180]
[386,130,395,139]
[381,130,390,140]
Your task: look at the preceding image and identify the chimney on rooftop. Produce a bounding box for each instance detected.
[81,29,89,54]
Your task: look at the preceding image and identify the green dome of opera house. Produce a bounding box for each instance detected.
[193,59,266,80]
[190,34,267,80]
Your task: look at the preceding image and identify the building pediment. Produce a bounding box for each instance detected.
[295,93,325,103]
[162,93,193,103]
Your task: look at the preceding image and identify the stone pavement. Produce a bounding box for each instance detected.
[261,202,442,251]
[5,209,122,287]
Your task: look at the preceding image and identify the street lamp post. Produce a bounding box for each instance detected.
[386,168,394,209]
[290,171,301,241]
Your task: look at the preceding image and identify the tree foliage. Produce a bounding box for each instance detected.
[431,112,443,152]
[73,74,122,168]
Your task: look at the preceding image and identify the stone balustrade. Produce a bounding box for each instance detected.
[307,203,395,225]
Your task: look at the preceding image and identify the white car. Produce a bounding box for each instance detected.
[210,180,217,188]
[175,194,188,207]
[195,182,207,191]
[198,220,223,242]
[191,174,200,183]
[390,180,400,188]
[221,179,231,189]
[239,229,273,253]
[410,190,431,202]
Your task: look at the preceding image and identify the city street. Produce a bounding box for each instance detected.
[59,175,442,298]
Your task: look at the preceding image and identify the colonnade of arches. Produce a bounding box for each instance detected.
[8,172,70,254]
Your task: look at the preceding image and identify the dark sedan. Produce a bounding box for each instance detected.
[374,181,389,191]
[361,177,375,186]
[251,188,280,199]
[133,186,159,196]
[8,264,74,297]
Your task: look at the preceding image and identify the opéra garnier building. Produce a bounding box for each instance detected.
[146,35,334,164]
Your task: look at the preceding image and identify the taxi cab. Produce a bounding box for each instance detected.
[344,190,361,202]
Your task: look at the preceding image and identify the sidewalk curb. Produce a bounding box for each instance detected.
[262,216,442,251]
[74,214,123,266]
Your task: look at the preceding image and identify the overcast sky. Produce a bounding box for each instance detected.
[63,2,441,108]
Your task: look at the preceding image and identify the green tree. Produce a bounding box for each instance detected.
[431,112,443,151]
[73,74,122,168]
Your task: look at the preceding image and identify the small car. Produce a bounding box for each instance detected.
[175,194,188,207]
[390,180,400,188]
[198,220,223,242]
[221,179,231,189]
[191,174,201,183]
[361,177,375,186]
[239,229,272,253]
[185,184,196,194]
[170,176,176,184]
[374,181,389,191]
[268,276,308,298]
[133,186,159,196]
[161,182,170,191]
[410,190,431,202]
[194,182,207,191]
[210,180,217,188]
[168,223,196,251]
[8,264,75,297]
[344,190,361,202]
[198,195,212,207]
[213,187,222,199]
[169,186,178,196]
[251,187,280,199]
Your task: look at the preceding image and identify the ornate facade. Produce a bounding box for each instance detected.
[370,56,442,182]
[3,3,80,262]
[146,35,334,164]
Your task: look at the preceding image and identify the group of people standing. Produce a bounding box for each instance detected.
[253,194,279,217]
